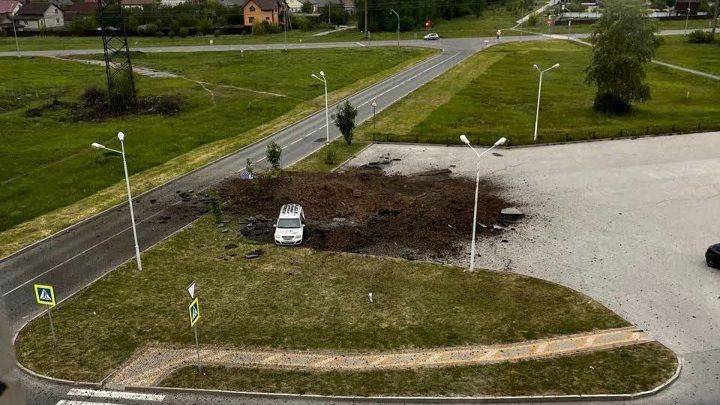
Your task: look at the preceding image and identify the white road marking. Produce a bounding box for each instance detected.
[356,42,367,47]
[67,388,165,402]
[56,401,119,405]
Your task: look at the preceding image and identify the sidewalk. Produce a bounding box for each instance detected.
[108,326,651,388]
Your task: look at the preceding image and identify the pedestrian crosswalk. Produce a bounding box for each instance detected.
[55,388,165,405]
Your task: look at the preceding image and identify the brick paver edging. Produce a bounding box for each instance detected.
[108,326,652,388]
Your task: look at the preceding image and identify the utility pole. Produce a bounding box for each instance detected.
[712,0,719,38]
[364,0,368,39]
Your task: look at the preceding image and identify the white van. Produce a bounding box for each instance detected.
[274,204,305,246]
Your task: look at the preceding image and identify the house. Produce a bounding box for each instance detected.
[242,0,287,26]
[0,0,21,33]
[120,0,155,9]
[63,1,96,23]
[286,0,302,12]
[14,2,64,30]
[305,0,353,14]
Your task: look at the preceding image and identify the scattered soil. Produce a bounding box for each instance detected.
[217,169,515,260]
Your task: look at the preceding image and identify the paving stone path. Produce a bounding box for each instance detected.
[107,326,651,388]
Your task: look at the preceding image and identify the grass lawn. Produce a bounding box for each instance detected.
[162,342,677,396]
[357,40,720,145]
[289,140,369,172]
[521,17,717,36]
[16,214,631,382]
[0,47,433,245]
[656,35,720,76]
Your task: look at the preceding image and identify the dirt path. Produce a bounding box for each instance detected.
[107,326,651,388]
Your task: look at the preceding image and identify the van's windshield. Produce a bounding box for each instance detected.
[277,218,302,229]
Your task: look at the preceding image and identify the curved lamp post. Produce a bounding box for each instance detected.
[91,132,142,272]
[532,63,560,142]
[311,71,330,144]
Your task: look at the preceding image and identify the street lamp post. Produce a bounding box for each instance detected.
[390,8,400,48]
[91,132,143,272]
[685,6,691,31]
[460,135,507,272]
[311,71,330,144]
[11,18,20,58]
[532,63,560,142]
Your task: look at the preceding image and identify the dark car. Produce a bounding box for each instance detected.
[707,244,720,269]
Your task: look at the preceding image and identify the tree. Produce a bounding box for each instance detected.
[266,141,282,171]
[334,100,358,145]
[301,1,313,13]
[585,0,659,114]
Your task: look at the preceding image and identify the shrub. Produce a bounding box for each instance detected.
[528,13,538,26]
[334,100,358,145]
[266,141,282,171]
[293,15,313,32]
[593,92,631,115]
[138,23,159,36]
[688,30,715,43]
[179,27,190,37]
[198,18,214,35]
[399,16,416,32]
[324,147,337,165]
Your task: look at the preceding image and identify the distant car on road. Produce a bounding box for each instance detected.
[707,243,720,269]
[274,204,305,246]
[424,33,440,41]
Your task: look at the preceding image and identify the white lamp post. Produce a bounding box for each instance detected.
[460,135,507,272]
[532,63,560,142]
[311,71,330,144]
[390,8,400,48]
[91,132,142,272]
[11,18,20,58]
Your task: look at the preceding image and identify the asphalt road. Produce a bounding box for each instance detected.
[350,134,720,405]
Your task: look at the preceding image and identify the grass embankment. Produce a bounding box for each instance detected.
[289,141,369,172]
[162,342,677,396]
[520,16,716,35]
[357,40,720,145]
[16,215,630,382]
[0,47,434,257]
[655,35,720,76]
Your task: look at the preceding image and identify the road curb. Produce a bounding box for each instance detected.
[126,357,682,403]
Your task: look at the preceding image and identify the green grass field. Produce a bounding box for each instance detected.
[521,16,717,35]
[16,215,632,382]
[358,40,720,145]
[0,47,431,233]
[163,342,677,396]
[656,35,720,76]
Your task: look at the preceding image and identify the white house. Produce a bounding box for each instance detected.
[15,2,64,31]
[286,0,302,12]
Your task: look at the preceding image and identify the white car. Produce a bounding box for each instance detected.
[274,204,305,246]
[424,33,440,40]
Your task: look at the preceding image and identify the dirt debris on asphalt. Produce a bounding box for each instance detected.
[217,169,514,259]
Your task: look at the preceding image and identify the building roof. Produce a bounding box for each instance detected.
[243,0,284,11]
[65,1,96,14]
[0,0,20,14]
[16,2,55,17]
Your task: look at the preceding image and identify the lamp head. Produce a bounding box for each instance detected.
[91,142,105,149]
[460,135,470,145]
[319,70,325,77]
[552,63,560,69]
[117,131,125,141]
[533,64,539,70]
[494,137,507,146]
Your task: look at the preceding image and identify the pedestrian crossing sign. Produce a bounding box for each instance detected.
[34,284,56,307]
[188,298,200,327]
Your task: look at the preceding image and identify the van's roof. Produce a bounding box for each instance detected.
[279,204,303,219]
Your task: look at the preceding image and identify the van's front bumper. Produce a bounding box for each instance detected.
[275,238,303,246]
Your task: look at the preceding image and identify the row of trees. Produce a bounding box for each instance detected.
[354,0,488,32]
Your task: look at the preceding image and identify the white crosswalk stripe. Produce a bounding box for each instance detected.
[57,401,119,405]
[66,388,165,402]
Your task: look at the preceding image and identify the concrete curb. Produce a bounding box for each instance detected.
[127,357,682,403]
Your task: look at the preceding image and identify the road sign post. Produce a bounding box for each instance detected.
[188,297,201,374]
[371,99,377,130]
[33,284,57,345]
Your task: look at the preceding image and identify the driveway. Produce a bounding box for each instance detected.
[347,133,720,404]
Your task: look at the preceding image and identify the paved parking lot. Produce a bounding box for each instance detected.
[349,132,720,404]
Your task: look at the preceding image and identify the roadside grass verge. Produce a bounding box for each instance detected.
[289,141,369,173]
[16,215,629,382]
[162,342,677,396]
[0,47,435,258]
[357,40,720,145]
[519,17,716,36]
[655,35,720,76]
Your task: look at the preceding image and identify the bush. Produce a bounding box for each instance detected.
[198,18,214,35]
[138,23,159,36]
[528,13,538,26]
[266,141,282,171]
[688,30,715,43]
[293,15,313,32]
[593,92,631,115]
[324,147,337,165]
[399,16,416,32]
[179,27,190,37]
[252,21,282,35]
